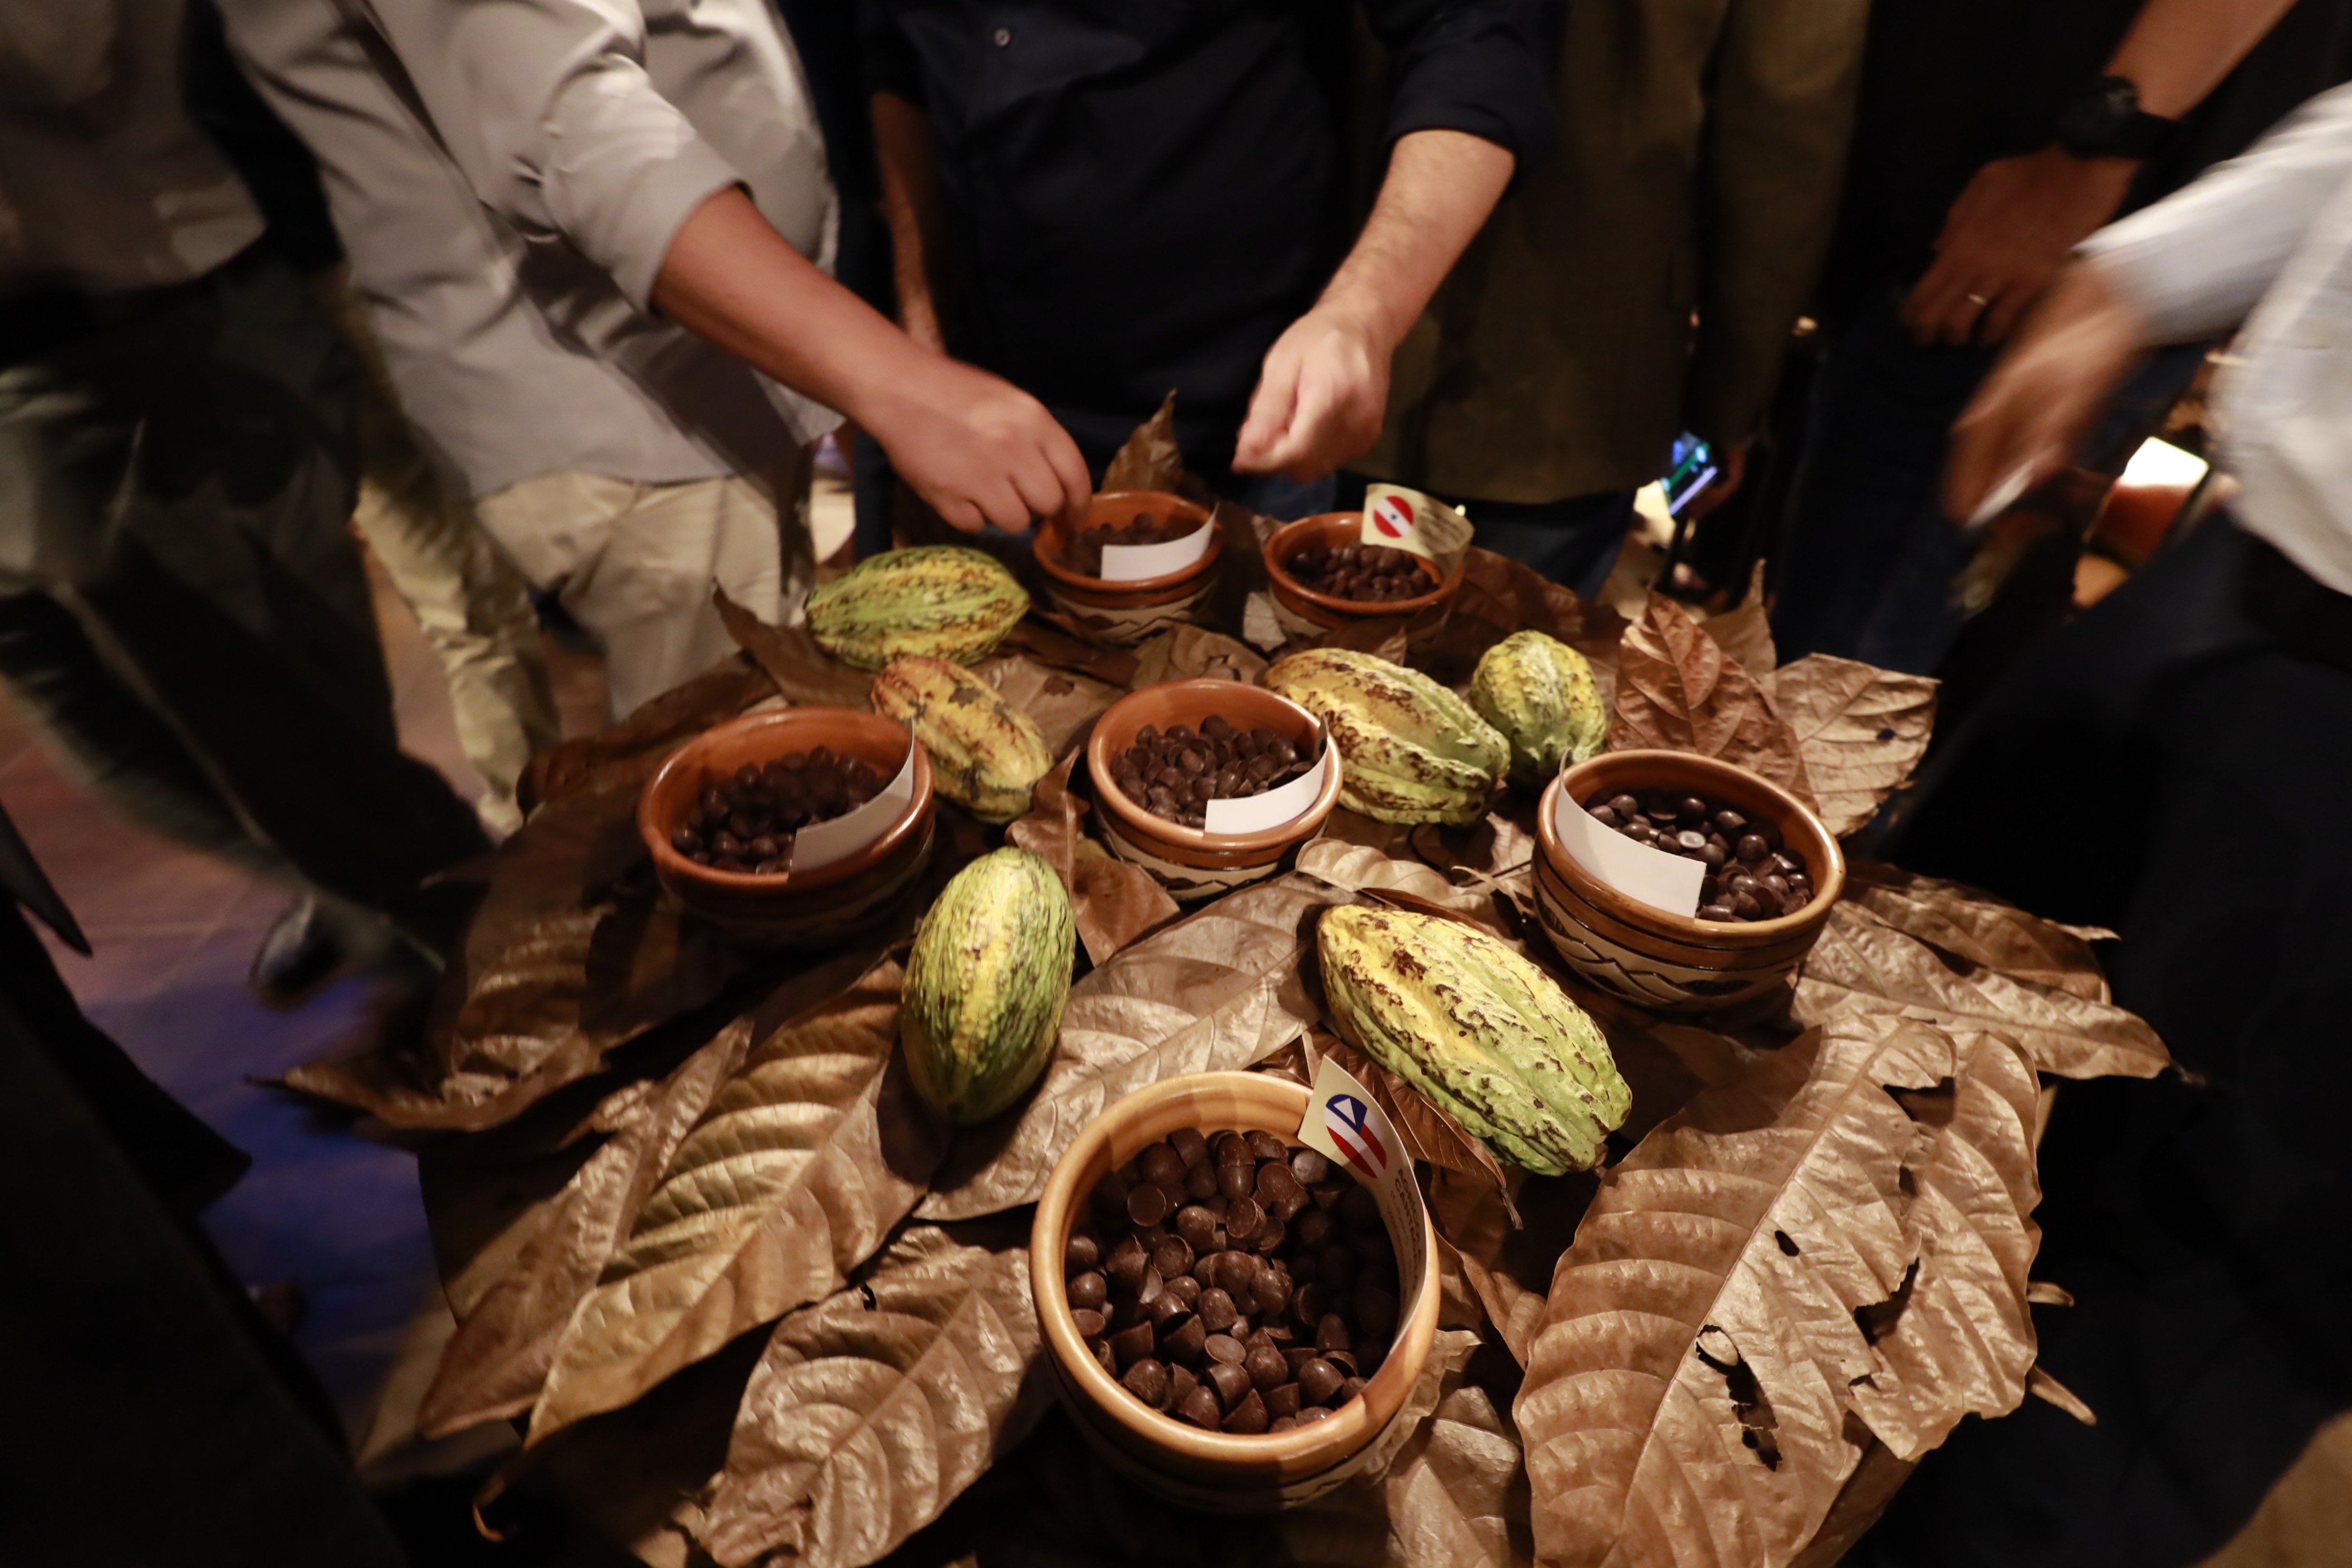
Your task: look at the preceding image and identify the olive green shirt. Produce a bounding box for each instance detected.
[1360,0,1868,503]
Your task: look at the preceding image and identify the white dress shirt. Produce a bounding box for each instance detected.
[0,0,264,296]
[2083,82,2352,600]
[218,0,839,499]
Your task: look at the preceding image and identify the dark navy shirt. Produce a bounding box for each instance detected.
[862,0,1557,477]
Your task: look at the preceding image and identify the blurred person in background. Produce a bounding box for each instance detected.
[1857,82,2352,1568]
[0,0,493,999]
[1353,0,1869,602]
[1769,0,2352,672]
[217,0,1090,725]
[857,0,1557,545]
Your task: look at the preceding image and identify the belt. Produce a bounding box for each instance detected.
[2240,530,2352,674]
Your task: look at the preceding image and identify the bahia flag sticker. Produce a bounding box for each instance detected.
[1296,1055,1430,1320]
[1358,482,1474,566]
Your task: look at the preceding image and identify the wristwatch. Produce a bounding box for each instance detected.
[2054,76,2181,160]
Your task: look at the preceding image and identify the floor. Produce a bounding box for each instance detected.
[1,469,2344,1564]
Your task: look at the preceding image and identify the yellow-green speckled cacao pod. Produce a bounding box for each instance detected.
[901,847,1075,1125]
[871,656,1052,824]
[1265,647,1505,824]
[1469,630,1606,789]
[805,545,1027,670]
[1318,905,1629,1174]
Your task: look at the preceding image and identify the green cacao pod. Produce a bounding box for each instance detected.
[901,847,1075,1125]
[1469,630,1606,789]
[1317,905,1628,1174]
[871,656,1053,824]
[805,545,1028,670]
[1265,647,1506,825]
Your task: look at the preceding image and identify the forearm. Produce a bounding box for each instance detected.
[2108,0,2298,116]
[870,91,947,351]
[1317,129,1514,355]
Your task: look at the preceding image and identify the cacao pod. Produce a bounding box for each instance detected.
[805,545,1028,670]
[901,847,1075,1125]
[1470,630,1606,789]
[1317,905,1628,1174]
[871,656,1053,824]
[1264,647,1505,825]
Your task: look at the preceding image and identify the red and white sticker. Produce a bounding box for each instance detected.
[1296,1055,1428,1326]
[1367,493,1416,543]
[1358,483,1473,565]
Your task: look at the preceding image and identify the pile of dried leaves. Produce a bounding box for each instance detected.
[290,428,2173,1568]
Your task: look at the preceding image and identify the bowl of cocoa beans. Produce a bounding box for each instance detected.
[1262,512,1461,635]
[1031,1071,1438,1508]
[1533,749,1845,1013]
[637,708,937,947]
[1086,679,1344,903]
[1033,491,1223,645]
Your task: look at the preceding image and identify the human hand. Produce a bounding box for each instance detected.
[1944,262,2144,521]
[1905,148,2138,347]
[1684,443,1750,522]
[1232,304,1391,481]
[860,354,1090,535]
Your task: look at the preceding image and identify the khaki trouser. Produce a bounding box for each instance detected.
[475,448,814,722]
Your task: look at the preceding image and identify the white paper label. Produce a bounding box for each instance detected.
[788,740,917,873]
[1201,740,1329,835]
[1359,483,1474,565]
[1098,520,1214,582]
[1553,788,1707,917]
[1297,1056,1428,1331]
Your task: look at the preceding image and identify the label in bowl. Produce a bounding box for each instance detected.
[1360,483,1473,566]
[790,741,918,871]
[1554,788,1706,917]
[1297,1056,1428,1336]
[1099,520,1215,582]
[1201,738,1329,835]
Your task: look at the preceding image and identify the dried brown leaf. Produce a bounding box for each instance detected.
[1005,749,1179,965]
[285,775,749,1129]
[1295,838,1518,944]
[1787,1439,1915,1568]
[695,1221,1049,1568]
[1315,1030,1513,1197]
[1377,1383,1537,1568]
[526,959,948,1444]
[916,872,1360,1220]
[1793,901,2170,1080]
[1699,564,1776,677]
[1127,623,1269,688]
[1428,1165,1595,1367]
[1275,1329,1491,1563]
[979,654,1126,759]
[1843,864,2110,1002]
[1440,548,1629,704]
[996,621,1141,691]
[1516,1014,2043,1566]
[1763,656,1937,838]
[520,653,778,815]
[1608,593,1811,807]
[2025,1365,2096,1426]
[1102,390,1215,505]
[717,588,876,709]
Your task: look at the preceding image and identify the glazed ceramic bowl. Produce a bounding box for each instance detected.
[1031,1072,1439,1510]
[1533,750,1844,1013]
[1034,492,1222,645]
[638,708,935,947]
[1262,513,1461,638]
[1086,679,1341,903]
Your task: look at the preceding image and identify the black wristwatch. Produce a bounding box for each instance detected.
[2054,76,2181,160]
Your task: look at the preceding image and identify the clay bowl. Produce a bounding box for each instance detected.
[1262,513,1461,634]
[1034,492,1222,645]
[1031,1072,1439,1510]
[1534,749,1844,1013]
[1087,679,1342,903]
[638,708,935,948]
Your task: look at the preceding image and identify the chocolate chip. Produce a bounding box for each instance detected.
[1298,1357,1345,1406]
[1126,1183,1170,1228]
[1065,1233,1100,1274]
[1225,1196,1264,1242]
[1267,1381,1302,1419]
[1110,1322,1157,1369]
[1169,1127,1210,1169]
[1122,1358,1170,1408]
[1178,1386,1223,1428]
[1206,1358,1253,1409]
[1161,1315,1207,1365]
[1071,1308,1106,1340]
[1139,1144,1185,1189]
[1152,1237,1194,1279]
[1202,1332,1246,1366]
[1316,1314,1351,1356]
[1069,1270,1107,1311]
[1245,1345,1289,1391]
[1355,1284,1398,1338]
[1219,1163,1256,1201]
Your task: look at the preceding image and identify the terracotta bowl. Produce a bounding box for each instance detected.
[638,708,936,948]
[1034,492,1222,645]
[1031,1072,1439,1510]
[1262,513,1462,636]
[1534,750,1844,1013]
[1087,679,1342,903]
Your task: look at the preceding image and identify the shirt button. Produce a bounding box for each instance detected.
[993,25,1012,45]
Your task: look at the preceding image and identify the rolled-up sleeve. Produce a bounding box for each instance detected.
[356,0,742,309]
[1363,0,1558,167]
[2083,82,2352,344]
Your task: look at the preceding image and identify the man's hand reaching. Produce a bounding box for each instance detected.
[1232,305,1391,481]
[857,353,1091,535]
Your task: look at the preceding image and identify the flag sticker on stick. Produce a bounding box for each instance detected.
[1358,482,1474,566]
[1322,1090,1389,1181]
[1296,1055,1429,1326]
[1368,493,1415,542]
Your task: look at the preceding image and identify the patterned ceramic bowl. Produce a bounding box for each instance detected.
[1261,513,1462,642]
[1086,679,1341,903]
[1533,750,1843,1013]
[1035,492,1222,646]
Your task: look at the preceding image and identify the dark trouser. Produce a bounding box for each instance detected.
[0,249,487,936]
[1770,282,2207,673]
[1854,517,2352,1568]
